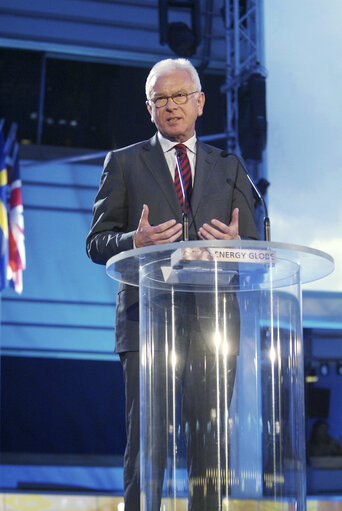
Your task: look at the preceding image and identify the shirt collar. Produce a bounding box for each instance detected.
[157,131,197,154]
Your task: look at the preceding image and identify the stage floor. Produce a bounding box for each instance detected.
[0,495,342,510]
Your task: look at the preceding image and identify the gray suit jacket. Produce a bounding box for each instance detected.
[86,134,259,352]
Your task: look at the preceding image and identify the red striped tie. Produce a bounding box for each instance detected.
[174,144,192,213]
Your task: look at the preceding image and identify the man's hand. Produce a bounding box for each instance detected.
[134,204,183,248]
[198,207,241,240]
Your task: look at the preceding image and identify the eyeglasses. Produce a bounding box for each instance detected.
[149,91,198,108]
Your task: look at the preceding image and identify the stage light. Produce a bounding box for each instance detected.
[256,178,270,197]
[337,362,342,376]
[158,0,201,57]
[238,73,267,161]
[305,368,318,384]
[167,22,198,57]
[319,362,329,376]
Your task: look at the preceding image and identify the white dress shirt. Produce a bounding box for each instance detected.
[157,131,197,182]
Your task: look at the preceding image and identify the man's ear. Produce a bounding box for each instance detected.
[146,100,154,123]
[197,92,205,117]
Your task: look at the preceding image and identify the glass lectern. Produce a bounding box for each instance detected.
[107,240,334,511]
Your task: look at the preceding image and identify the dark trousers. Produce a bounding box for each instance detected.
[120,348,237,511]
[120,351,140,510]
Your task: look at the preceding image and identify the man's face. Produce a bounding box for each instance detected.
[146,69,205,143]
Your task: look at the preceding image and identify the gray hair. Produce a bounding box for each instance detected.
[145,58,202,99]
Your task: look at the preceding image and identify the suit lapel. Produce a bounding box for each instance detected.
[141,134,182,219]
[190,140,215,220]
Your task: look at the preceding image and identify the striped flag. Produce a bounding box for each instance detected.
[6,134,26,294]
[0,122,9,290]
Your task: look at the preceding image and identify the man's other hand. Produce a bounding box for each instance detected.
[134,204,183,248]
[198,207,241,240]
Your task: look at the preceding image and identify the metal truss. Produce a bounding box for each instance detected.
[221,0,265,155]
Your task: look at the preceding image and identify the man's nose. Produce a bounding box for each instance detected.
[165,97,178,109]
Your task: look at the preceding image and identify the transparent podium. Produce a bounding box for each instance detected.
[107,240,334,511]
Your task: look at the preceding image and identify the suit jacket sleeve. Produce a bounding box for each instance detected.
[86,150,136,265]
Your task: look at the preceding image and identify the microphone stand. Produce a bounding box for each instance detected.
[222,152,271,241]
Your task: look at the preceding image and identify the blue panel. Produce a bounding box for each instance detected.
[1,159,120,356]
[1,324,115,355]
[3,299,114,328]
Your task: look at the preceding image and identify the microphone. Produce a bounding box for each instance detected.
[221,151,271,241]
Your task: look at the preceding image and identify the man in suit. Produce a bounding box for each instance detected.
[87,58,259,510]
